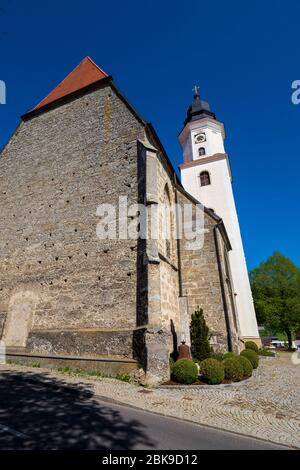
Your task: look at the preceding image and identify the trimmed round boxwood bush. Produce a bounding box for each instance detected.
[245,341,259,353]
[200,358,225,385]
[169,357,175,372]
[237,355,253,378]
[240,349,259,369]
[172,359,198,384]
[209,352,223,362]
[222,352,237,360]
[258,348,275,357]
[223,357,244,382]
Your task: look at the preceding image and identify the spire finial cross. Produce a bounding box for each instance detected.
[192,85,200,97]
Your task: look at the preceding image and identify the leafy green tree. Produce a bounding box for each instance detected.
[190,307,211,361]
[250,252,300,350]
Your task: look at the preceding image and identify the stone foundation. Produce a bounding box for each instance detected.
[6,349,137,375]
[26,328,136,359]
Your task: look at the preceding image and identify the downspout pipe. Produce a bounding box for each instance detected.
[213,221,233,352]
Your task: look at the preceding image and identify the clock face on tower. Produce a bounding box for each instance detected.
[194,132,206,144]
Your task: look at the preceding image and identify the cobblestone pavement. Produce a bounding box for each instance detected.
[1,352,299,448]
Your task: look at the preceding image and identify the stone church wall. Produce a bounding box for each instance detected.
[217,239,240,352]
[0,75,239,381]
[0,83,146,359]
[177,189,235,351]
[155,153,181,350]
[135,139,182,382]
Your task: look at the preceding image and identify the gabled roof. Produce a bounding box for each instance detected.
[31,56,109,113]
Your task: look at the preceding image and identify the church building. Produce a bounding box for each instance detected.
[0,57,260,385]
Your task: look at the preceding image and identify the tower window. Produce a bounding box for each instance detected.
[200,171,211,186]
[198,147,206,156]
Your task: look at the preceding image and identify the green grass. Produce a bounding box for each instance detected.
[7,360,40,368]
[56,366,130,383]
[5,361,131,383]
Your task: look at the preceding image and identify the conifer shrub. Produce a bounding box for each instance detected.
[200,358,225,385]
[245,341,259,353]
[237,355,253,378]
[172,359,198,384]
[223,357,244,382]
[240,348,259,369]
[190,307,211,362]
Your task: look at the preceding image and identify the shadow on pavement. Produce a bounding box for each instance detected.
[0,369,156,450]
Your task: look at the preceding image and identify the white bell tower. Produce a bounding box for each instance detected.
[179,88,260,344]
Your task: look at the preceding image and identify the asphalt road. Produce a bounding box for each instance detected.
[0,368,288,450]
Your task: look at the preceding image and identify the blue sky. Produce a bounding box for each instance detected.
[0,0,299,270]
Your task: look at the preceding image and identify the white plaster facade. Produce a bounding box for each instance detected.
[179,112,260,341]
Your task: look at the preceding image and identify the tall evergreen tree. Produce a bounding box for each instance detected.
[190,307,211,361]
[250,251,300,349]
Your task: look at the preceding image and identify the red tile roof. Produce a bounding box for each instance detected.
[32,57,109,112]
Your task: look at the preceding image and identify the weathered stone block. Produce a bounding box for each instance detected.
[27,328,135,358]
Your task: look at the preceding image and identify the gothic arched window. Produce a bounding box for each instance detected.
[198,147,206,156]
[200,171,211,186]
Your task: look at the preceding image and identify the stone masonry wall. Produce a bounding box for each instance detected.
[137,139,183,384]
[0,77,239,380]
[177,189,233,351]
[155,153,180,350]
[217,238,240,351]
[0,84,146,358]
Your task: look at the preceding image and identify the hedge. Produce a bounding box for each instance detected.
[200,358,225,385]
[237,355,253,378]
[244,341,259,353]
[172,359,198,384]
[240,348,259,369]
[223,357,244,382]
